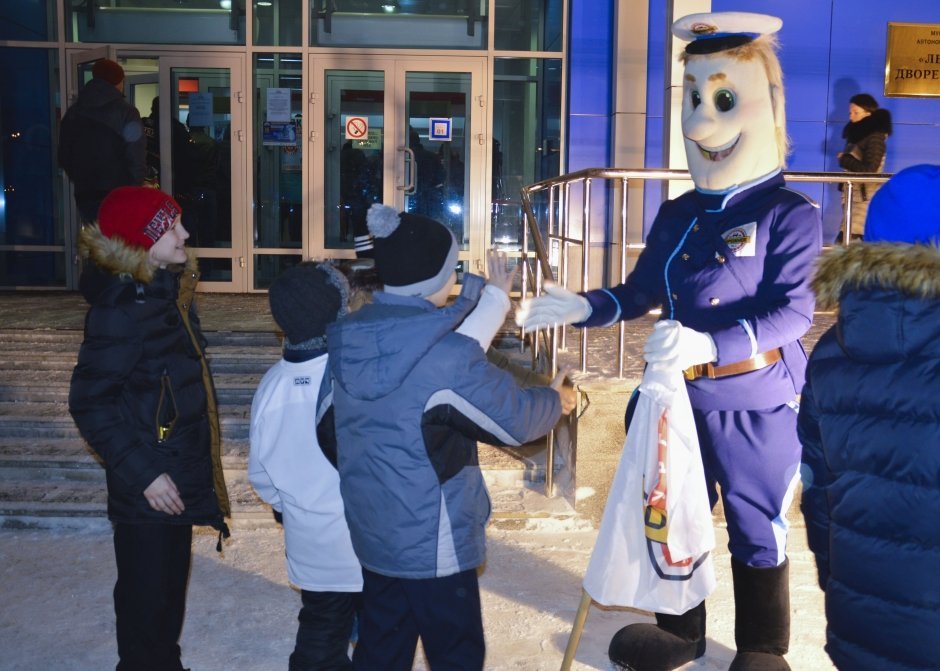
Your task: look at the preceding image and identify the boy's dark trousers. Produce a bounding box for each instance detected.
[290,589,362,671]
[113,522,192,671]
[353,568,485,671]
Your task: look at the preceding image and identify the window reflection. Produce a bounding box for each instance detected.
[324,72,384,250]
[68,0,246,45]
[254,54,303,250]
[491,58,561,250]
[312,0,487,48]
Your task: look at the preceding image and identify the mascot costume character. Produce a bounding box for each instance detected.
[519,12,822,671]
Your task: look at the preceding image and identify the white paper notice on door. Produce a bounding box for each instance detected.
[187,92,213,127]
[266,88,291,123]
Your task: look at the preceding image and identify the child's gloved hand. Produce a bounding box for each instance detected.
[643,319,716,371]
[516,283,591,333]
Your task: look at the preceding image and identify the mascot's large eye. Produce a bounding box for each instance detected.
[714,89,736,112]
[690,90,702,109]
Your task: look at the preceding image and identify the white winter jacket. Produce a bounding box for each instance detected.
[249,353,362,592]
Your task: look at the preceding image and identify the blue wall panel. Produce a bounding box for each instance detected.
[568,0,613,118]
[570,1,940,241]
[644,0,940,235]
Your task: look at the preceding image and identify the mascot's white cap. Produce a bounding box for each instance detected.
[673,12,782,55]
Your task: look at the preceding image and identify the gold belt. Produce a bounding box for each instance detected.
[683,347,782,381]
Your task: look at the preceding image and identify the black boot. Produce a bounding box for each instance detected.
[608,601,706,671]
[729,558,791,671]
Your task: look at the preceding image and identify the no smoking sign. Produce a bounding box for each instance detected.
[345,116,368,140]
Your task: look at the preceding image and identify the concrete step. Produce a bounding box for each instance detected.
[0,376,265,405]
[0,328,280,349]
[0,403,254,440]
[0,433,568,530]
[0,327,579,530]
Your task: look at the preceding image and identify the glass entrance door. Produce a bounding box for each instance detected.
[309,55,486,277]
[158,55,247,291]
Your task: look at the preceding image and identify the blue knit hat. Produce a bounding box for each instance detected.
[865,164,940,245]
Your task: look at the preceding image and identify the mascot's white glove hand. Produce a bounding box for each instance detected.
[643,319,717,371]
[516,283,592,333]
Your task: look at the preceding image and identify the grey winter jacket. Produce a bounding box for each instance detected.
[324,274,561,579]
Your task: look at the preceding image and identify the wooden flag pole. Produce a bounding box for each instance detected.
[559,589,593,671]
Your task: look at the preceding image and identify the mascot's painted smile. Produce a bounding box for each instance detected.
[696,135,740,162]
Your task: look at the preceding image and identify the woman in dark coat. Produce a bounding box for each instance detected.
[837,93,891,240]
[69,186,229,671]
[798,164,940,671]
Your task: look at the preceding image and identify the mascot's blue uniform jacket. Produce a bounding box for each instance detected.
[798,243,940,671]
[323,274,561,579]
[580,171,822,410]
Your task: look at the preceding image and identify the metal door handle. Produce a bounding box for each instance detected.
[397,146,416,193]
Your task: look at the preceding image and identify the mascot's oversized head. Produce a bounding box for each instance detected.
[673,12,787,192]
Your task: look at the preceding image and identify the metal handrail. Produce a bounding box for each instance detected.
[520,167,890,495]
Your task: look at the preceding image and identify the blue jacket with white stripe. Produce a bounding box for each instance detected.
[324,274,561,579]
[579,171,822,410]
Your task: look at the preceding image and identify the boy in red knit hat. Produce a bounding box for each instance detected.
[69,186,230,671]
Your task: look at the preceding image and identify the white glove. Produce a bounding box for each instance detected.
[515,283,592,333]
[643,319,716,371]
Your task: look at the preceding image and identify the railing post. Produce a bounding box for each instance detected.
[559,181,571,352]
[580,178,592,373]
[843,181,854,245]
[516,167,890,500]
[617,177,629,379]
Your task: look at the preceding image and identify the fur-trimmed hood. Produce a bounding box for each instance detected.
[812,242,940,311]
[812,242,940,363]
[78,222,197,285]
[842,108,892,144]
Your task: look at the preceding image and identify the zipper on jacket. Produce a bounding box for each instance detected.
[156,369,179,443]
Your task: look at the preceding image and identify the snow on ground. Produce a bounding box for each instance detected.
[0,520,833,670]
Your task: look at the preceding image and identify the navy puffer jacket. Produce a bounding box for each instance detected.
[798,242,940,671]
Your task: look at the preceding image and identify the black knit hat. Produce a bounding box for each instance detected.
[268,261,349,350]
[367,204,458,298]
[849,93,879,113]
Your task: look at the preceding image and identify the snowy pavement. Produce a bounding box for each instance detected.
[0,520,834,670]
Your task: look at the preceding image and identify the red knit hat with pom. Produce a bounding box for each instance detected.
[92,59,125,86]
[98,187,181,250]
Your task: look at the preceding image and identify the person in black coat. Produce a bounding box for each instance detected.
[58,59,147,225]
[836,93,891,240]
[799,164,940,671]
[69,186,230,671]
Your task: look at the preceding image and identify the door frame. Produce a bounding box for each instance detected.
[158,54,248,292]
[62,46,115,288]
[308,54,488,275]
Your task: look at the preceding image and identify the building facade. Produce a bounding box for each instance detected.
[1,0,938,291]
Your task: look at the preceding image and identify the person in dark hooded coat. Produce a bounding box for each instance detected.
[58,59,147,225]
[799,164,940,671]
[69,186,229,671]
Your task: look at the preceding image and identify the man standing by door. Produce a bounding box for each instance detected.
[59,58,147,226]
